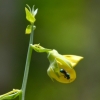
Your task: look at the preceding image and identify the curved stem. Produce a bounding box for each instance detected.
[21,27,34,100]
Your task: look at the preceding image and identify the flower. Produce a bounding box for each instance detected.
[47,49,83,83]
[31,44,83,83]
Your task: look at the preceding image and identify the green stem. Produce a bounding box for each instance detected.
[21,26,34,100]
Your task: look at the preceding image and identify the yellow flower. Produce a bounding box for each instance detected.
[47,49,83,83]
[31,44,83,83]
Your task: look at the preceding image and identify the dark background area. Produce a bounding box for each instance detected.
[0,0,100,100]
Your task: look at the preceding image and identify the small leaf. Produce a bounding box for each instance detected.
[25,7,36,23]
[32,5,38,16]
[25,25,32,34]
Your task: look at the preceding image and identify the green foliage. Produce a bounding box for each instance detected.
[25,25,32,34]
[0,89,22,100]
[25,7,36,24]
[25,4,38,34]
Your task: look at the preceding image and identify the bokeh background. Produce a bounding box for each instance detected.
[0,0,100,100]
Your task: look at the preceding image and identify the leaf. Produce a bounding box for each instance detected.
[25,25,32,34]
[0,89,22,100]
[25,7,36,23]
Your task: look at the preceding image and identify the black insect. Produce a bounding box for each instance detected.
[60,69,70,79]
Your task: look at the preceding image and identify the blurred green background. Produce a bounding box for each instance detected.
[0,0,100,100]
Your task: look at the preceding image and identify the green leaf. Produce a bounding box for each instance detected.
[25,7,36,23]
[25,25,32,34]
[0,89,22,100]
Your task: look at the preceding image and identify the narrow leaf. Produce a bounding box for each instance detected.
[25,7,36,23]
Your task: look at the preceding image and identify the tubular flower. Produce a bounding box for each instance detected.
[31,44,83,83]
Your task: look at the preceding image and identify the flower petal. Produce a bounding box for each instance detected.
[47,59,60,80]
[63,55,83,67]
[47,58,76,83]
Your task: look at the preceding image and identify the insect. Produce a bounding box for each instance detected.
[60,69,70,79]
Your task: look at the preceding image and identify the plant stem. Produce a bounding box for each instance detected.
[21,26,34,100]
